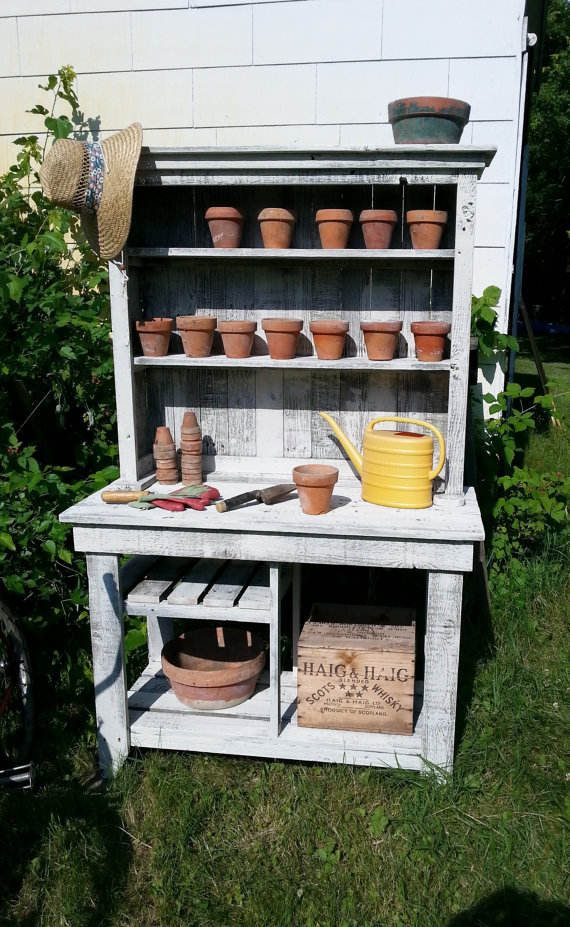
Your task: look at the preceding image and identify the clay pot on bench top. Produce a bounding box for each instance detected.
[292,464,339,515]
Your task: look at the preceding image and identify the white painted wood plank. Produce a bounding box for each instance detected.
[147,616,175,665]
[120,554,159,596]
[127,557,194,604]
[201,560,257,607]
[238,562,270,610]
[166,558,225,607]
[128,247,455,261]
[255,369,284,458]
[134,354,454,372]
[269,563,281,738]
[110,261,140,485]
[86,554,129,777]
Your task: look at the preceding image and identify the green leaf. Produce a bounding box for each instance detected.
[0,532,16,552]
[59,345,77,360]
[42,539,56,557]
[6,275,26,303]
[482,285,501,304]
[40,230,67,253]
[368,806,390,837]
[44,115,73,139]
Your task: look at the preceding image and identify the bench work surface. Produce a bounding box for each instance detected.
[61,480,483,572]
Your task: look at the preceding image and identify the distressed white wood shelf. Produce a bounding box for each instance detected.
[128,247,455,262]
[133,355,454,372]
[61,146,495,780]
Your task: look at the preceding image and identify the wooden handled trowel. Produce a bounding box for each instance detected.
[215,483,296,513]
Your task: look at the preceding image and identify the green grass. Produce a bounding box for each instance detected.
[1,340,569,927]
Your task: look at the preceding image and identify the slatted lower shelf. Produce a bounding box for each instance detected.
[128,666,424,769]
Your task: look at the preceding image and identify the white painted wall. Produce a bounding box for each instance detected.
[0,0,530,394]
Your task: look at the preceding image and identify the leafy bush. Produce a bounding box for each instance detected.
[0,68,118,698]
[471,290,569,575]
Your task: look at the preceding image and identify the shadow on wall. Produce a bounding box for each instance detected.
[447,887,570,926]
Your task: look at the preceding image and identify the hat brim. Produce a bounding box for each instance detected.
[81,122,142,261]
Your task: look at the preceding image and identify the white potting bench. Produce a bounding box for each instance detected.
[60,146,494,777]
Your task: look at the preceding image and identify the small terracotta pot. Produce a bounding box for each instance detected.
[359,210,397,249]
[292,464,339,515]
[218,319,257,358]
[177,315,217,358]
[315,209,354,249]
[388,96,471,144]
[154,426,174,446]
[182,410,198,431]
[161,627,266,710]
[411,321,451,362]
[136,318,173,357]
[360,320,403,360]
[261,318,303,360]
[258,208,296,249]
[205,206,245,248]
[309,319,349,360]
[406,210,448,250]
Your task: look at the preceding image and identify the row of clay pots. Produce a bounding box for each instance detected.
[137,317,450,362]
[205,206,447,250]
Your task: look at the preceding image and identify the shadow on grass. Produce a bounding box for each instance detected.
[0,774,132,926]
[447,886,570,926]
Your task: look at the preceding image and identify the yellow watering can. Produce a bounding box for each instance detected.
[319,413,445,509]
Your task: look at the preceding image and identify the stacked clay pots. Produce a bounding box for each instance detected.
[180,410,203,485]
[154,426,178,484]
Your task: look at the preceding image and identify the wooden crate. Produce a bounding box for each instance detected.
[297,604,416,735]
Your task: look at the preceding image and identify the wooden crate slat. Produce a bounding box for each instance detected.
[127,557,194,604]
[166,558,226,607]
[238,563,270,610]
[201,559,258,607]
[120,555,160,596]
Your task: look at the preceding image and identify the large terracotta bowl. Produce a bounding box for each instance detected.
[161,627,266,710]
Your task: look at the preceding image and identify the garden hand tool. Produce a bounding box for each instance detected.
[102,484,220,512]
[215,483,296,513]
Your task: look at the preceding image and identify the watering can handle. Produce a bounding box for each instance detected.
[366,416,446,481]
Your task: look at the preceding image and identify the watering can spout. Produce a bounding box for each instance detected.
[319,412,362,475]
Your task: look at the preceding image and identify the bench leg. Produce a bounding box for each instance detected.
[421,570,463,778]
[86,553,130,777]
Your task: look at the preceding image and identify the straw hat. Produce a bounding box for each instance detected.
[39,122,143,260]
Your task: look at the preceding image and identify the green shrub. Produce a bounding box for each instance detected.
[0,67,117,699]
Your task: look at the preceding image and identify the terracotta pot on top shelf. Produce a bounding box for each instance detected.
[161,627,266,710]
[136,318,173,357]
[359,209,398,249]
[315,209,354,249]
[218,319,257,358]
[360,320,402,360]
[388,96,471,144]
[258,208,296,249]
[177,315,217,358]
[309,319,349,360]
[411,321,451,362]
[205,207,245,248]
[261,318,303,360]
[292,464,339,515]
[406,210,448,250]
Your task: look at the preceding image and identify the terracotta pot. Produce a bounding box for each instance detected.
[182,410,198,431]
[359,209,397,249]
[218,319,257,358]
[136,318,173,357]
[292,464,339,515]
[154,425,174,447]
[309,319,349,360]
[411,321,451,362]
[258,208,296,249]
[315,209,354,249]
[205,206,245,248]
[360,320,402,360]
[261,318,303,360]
[177,315,217,358]
[388,96,471,144]
[161,627,265,710]
[406,210,448,250]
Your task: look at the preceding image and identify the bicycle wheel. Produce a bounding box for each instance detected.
[0,600,34,766]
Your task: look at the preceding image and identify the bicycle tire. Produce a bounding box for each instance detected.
[0,600,34,766]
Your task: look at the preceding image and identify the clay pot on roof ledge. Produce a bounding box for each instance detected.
[388,96,471,144]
